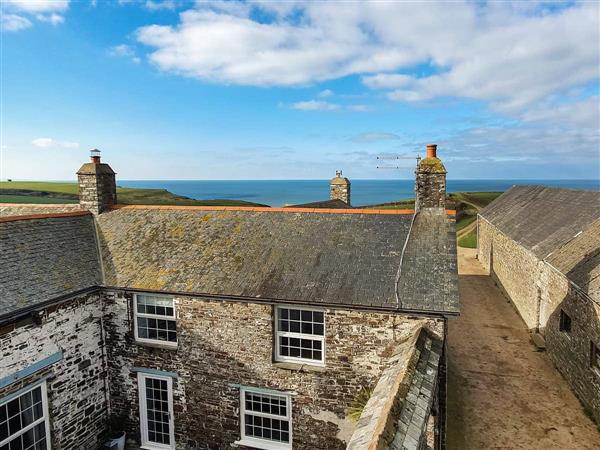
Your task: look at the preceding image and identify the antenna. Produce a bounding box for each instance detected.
[376,155,421,170]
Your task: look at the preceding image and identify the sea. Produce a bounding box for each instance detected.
[118,179,600,207]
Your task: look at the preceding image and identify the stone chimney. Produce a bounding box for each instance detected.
[330,170,351,206]
[77,149,117,214]
[415,144,446,210]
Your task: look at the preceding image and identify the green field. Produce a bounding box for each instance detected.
[364,191,503,249]
[0,181,267,207]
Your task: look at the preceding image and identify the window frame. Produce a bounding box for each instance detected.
[591,341,600,375]
[137,372,175,450]
[239,387,292,450]
[274,305,326,367]
[559,309,572,333]
[133,293,178,348]
[0,380,51,450]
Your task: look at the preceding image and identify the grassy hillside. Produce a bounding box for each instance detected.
[365,192,503,249]
[0,181,267,207]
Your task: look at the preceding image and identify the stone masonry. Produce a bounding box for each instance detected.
[478,215,600,424]
[77,155,117,214]
[0,293,108,449]
[477,217,542,330]
[330,170,351,206]
[545,287,600,424]
[415,145,446,211]
[103,291,444,449]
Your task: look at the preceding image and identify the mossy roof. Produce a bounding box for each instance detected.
[0,214,102,318]
[417,157,446,173]
[480,186,600,258]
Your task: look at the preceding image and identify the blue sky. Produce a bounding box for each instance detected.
[1,0,599,181]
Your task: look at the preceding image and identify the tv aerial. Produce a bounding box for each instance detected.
[376,154,421,170]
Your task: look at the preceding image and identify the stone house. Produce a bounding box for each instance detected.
[0,146,459,450]
[477,186,600,423]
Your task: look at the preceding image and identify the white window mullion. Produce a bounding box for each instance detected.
[275,305,325,366]
[137,373,175,450]
[0,381,51,450]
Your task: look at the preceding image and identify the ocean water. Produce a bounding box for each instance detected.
[118,179,599,207]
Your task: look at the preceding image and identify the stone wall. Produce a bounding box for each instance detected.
[477,217,542,330]
[415,159,446,211]
[103,291,443,449]
[330,177,351,205]
[545,285,600,424]
[78,173,116,214]
[478,216,600,424]
[0,293,108,449]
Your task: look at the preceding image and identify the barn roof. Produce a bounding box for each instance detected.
[0,212,102,318]
[479,186,600,259]
[0,205,459,318]
[546,218,600,301]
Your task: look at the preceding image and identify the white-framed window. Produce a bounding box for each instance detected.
[275,306,325,365]
[134,294,177,347]
[239,387,292,450]
[0,381,51,450]
[137,373,175,450]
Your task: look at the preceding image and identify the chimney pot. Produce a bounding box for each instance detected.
[90,148,101,164]
[426,144,437,159]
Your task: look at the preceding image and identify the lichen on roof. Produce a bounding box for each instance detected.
[417,157,446,173]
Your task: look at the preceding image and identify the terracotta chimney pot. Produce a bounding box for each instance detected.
[426,144,437,159]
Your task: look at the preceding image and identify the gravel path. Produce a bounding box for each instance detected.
[447,248,600,450]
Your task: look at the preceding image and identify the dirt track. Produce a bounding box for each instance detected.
[447,248,600,450]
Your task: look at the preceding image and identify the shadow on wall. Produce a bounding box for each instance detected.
[101,296,357,450]
[545,255,600,425]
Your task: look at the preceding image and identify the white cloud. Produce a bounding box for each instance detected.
[36,13,64,25]
[291,100,339,111]
[5,0,69,13]
[108,44,141,63]
[145,0,176,11]
[1,14,32,32]
[135,1,598,115]
[317,89,333,98]
[2,1,69,31]
[31,138,79,149]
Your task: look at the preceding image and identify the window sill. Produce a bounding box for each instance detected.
[272,362,325,372]
[234,438,291,450]
[135,340,178,351]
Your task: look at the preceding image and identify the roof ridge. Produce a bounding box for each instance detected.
[110,204,423,215]
[0,210,91,223]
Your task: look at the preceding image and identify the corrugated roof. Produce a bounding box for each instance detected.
[479,186,600,258]
[0,213,102,318]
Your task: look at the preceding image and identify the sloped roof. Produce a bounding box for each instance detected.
[0,212,102,318]
[0,204,460,317]
[546,218,600,301]
[397,209,459,314]
[284,198,350,209]
[96,206,459,313]
[480,186,600,258]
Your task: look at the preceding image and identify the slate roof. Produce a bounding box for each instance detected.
[546,218,600,301]
[390,330,442,450]
[0,204,459,317]
[0,212,102,318]
[480,186,600,259]
[397,209,459,314]
[285,198,350,209]
[96,206,459,313]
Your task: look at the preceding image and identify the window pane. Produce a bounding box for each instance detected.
[242,391,290,444]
